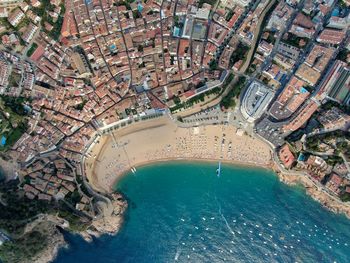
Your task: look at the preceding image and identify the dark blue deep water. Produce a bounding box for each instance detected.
[54,162,350,262]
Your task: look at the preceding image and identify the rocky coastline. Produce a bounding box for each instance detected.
[81,193,128,242]
[28,193,128,263]
[31,227,66,263]
[275,168,350,219]
[5,160,350,263]
[36,161,350,263]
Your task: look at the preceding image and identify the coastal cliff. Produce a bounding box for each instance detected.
[93,194,128,235]
[0,170,127,263]
[31,222,66,263]
[29,193,127,263]
[79,193,128,241]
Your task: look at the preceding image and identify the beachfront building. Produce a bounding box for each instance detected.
[240,81,275,123]
[278,144,296,169]
[282,100,319,133]
[269,76,309,120]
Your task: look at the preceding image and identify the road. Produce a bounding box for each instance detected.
[239,0,277,74]
[176,0,277,120]
[215,0,260,60]
[252,0,306,80]
[174,73,241,118]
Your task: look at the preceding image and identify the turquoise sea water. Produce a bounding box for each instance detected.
[54,162,350,262]
[0,167,5,182]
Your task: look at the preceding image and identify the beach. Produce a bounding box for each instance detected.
[83,115,350,219]
[84,116,273,193]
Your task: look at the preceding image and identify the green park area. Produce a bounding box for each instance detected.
[220,76,246,109]
[199,0,217,8]
[26,43,38,57]
[282,33,309,48]
[0,180,89,263]
[32,0,65,40]
[229,42,250,68]
[0,96,29,151]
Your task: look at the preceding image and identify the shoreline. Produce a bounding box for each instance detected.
[32,236,66,263]
[84,116,273,193]
[111,156,350,220]
[46,116,350,262]
[276,170,350,219]
[111,157,274,191]
[82,115,350,243]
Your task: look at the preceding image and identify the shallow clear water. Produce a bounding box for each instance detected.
[54,162,350,262]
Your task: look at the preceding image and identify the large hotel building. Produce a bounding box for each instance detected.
[318,60,350,106]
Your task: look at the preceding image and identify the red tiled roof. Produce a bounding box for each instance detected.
[30,45,45,61]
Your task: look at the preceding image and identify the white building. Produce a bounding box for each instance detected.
[241,81,275,123]
[327,15,350,30]
[231,0,252,7]
[7,8,25,27]
[0,0,23,8]
[22,23,38,43]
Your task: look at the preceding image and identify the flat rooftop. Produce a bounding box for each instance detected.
[241,81,275,123]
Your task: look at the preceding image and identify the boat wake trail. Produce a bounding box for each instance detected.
[215,193,235,236]
[219,203,235,236]
[214,167,234,236]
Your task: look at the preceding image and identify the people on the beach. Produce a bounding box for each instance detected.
[85,119,272,192]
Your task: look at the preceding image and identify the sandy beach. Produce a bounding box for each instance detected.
[84,116,273,193]
[83,115,350,220]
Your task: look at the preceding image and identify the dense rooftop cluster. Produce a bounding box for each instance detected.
[0,0,349,236]
[244,0,350,200]
[0,0,259,217]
